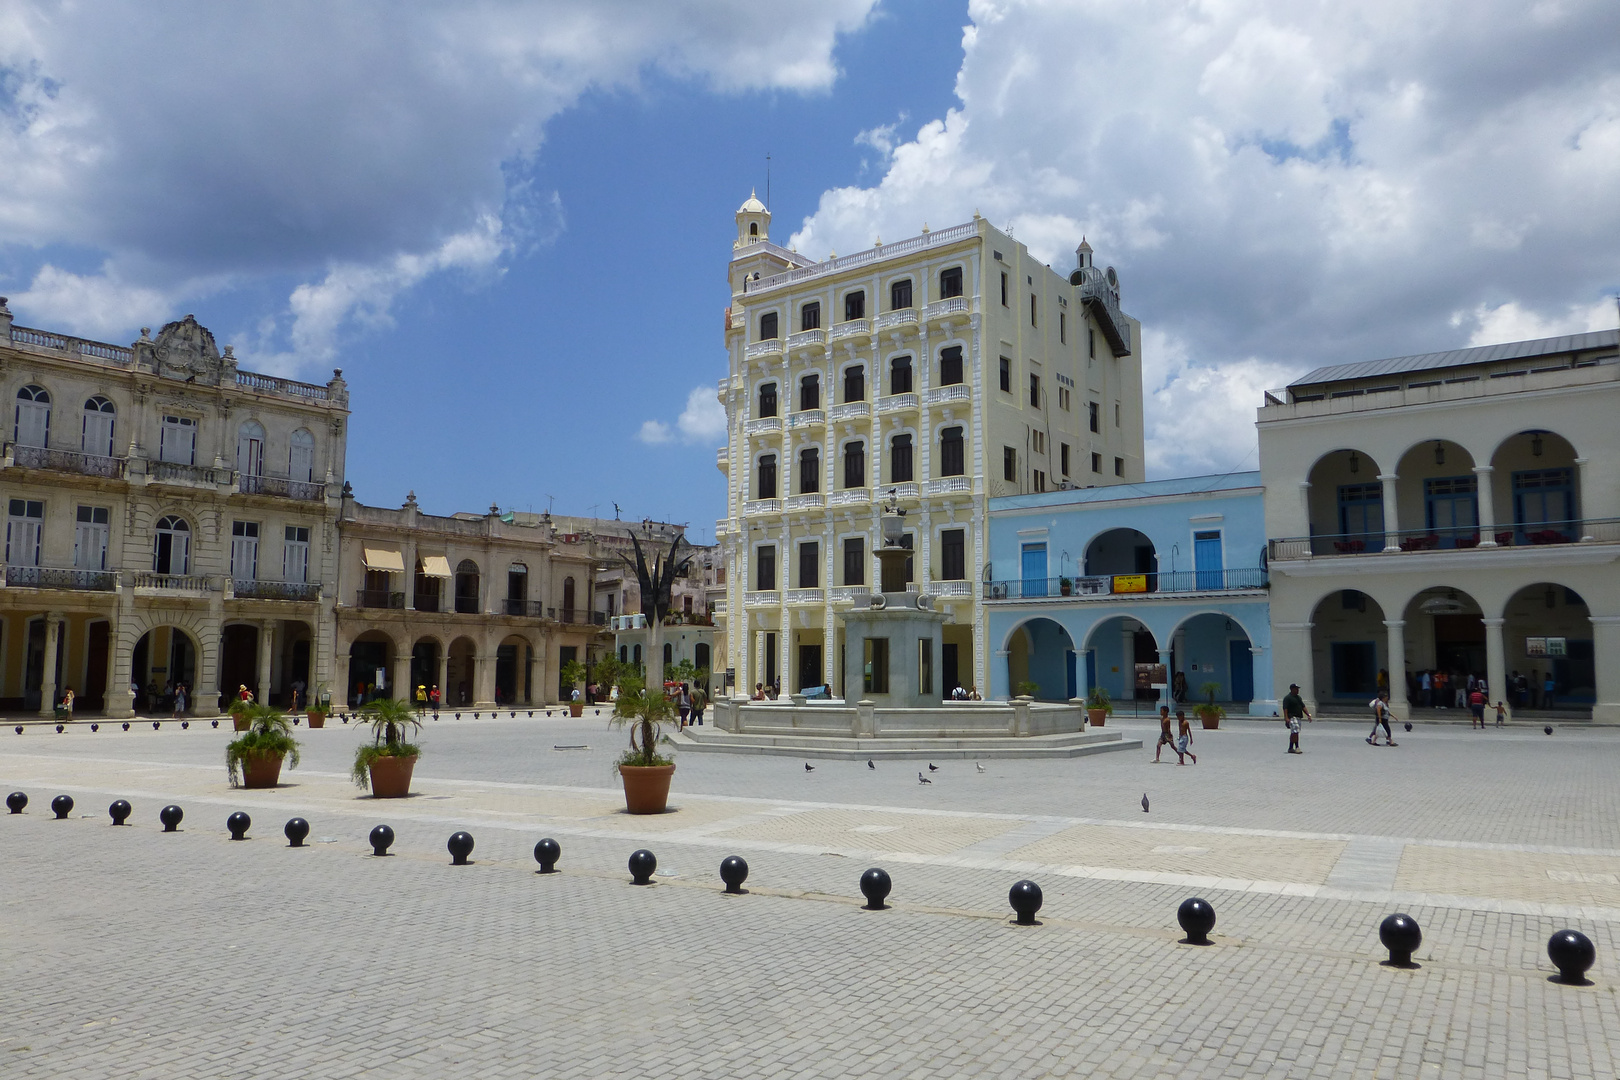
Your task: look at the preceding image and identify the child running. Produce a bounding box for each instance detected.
[1174,710,1197,765]
[1153,705,1174,763]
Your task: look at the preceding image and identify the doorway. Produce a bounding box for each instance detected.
[797,643,822,692]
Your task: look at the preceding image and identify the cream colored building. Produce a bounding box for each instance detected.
[1258,329,1620,720]
[715,195,1144,697]
[0,301,346,716]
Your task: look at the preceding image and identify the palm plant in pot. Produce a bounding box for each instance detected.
[305,682,329,729]
[610,673,676,814]
[226,705,300,789]
[227,694,254,732]
[1196,681,1227,730]
[560,659,587,717]
[351,697,422,798]
[1086,685,1113,726]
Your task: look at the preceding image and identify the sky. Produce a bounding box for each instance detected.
[2,0,1618,541]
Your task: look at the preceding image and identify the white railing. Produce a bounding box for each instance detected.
[744,590,778,607]
[234,369,334,402]
[743,499,781,516]
[10,325,135,366]
[10,444,126,479]
[830,319,870,341]
[786,329,826,349]
[788,409,825,429]
[924,296,970,320]
[752,221,979,293]
[877,393,918,413]
[828,402,869,422]
[887,482,920,499]
[924,384,971,405]
[874,309,918,331]
[745,339,784,360]
[715,448,729,469]
[743,417,782,436]
[784,493,824,511]
[930,580,973,597]
[924,476,972,496]
[785,588,825,605]
[829,488,870,506]
[149,460,228,486]
[829,586,870,603]
[712,599,727,615]
[132,572,215,592]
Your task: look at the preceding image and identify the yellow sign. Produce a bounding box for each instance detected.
[1113,574,1148,594]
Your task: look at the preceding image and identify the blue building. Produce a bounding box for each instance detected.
[983,473,1274,715]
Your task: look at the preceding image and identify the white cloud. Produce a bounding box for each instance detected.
[791,0,1620,477]
[9,265,180,340]
[639,420,675,445]
[1459,298,1619,347]
[640,385,727,447]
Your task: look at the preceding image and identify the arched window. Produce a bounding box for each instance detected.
[663,642,673,666]
[154,515,190,575]
[890,278,912,310]
[843,290,865,321]
[890,433,914,483]
[843,441,865,489]
[237,420,265,476]
[289,428,315,482]
[842,364,865,403]
[506,562,528,613]
[799,373,820,411]
[633,642,642,665]
[939,426,965,477]
[82,396,115,456]
[454,559,480,614]
[749,222,758,236]
[695,642,710,673]
[800,302,820,331]
[756,454,778,499]
[889,355,913,394]
[562,576,577,620]
[939,266,964,299]
[14,385,50,448]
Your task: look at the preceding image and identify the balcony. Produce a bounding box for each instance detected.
[745,339,784,360]
[548,608,607,626]
[924,296,970,321]
[785,493,824,511]
[788,409,825,430]
[829,488,870,507]
[829,586,870,603]
[784,588,825,605]
[874,308,918,332]
[744,498,781,516]
[924,476,972,496]
[1267,520,1620,561]
[503,599,544,617]
[134,573,216,594]
[9,444,126,480]
[787,328,826,350]
[238,473,326,501]
[744,417,783,436]
[830,318,870,341]
[929,580,973,599]
[712,599,727,615]
[454,595,480,614]
[148,460,229,487]
[716,448,729,471]
[983,568,1269,601]
[413,593,442,612]
[4,565,117,592]
[886,482,920,500]
[233,580,321,602]
[877,393,918,414]
[744,590,778,608]
[924,384,971,406]
[828,402,869,422]
[356,589,405,609]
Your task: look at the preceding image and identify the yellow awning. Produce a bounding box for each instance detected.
[419,555,451,579]
[362,547,404,572]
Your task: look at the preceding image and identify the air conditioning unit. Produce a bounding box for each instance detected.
[990,583,1008,599]
[1056,480,1074,490]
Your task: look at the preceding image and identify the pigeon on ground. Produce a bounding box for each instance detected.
[868,760,875,770]
[918,772,932,784]
[975,762,986,773]
[927,763,939,772]
[805,762,815,772]
[1141,793,1150,813]
[1545,725,1554,735]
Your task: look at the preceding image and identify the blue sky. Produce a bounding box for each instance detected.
[3,0,1617,541]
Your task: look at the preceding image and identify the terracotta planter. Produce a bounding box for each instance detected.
[1087,708,1108,727]
[367,754,418,798]
[232,714,250,732]
[568,701,584,718]
[240,752,285,789]
[619,763,676,815]
[305,711,326,729]
[1197,710,1221,730]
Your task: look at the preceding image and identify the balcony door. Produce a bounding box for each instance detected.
[74,506,110,571]
[1424,476,1477,547]
[1336,483,1383,548]
[154,516,190,575]
[1021,542,1048,598]
[1193,530,1223,590]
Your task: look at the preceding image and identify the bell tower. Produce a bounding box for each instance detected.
[734,190,770,250]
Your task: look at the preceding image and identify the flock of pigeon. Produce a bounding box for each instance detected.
[797,759,1000,785]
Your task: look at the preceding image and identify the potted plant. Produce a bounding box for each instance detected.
[351,697,422,798]
[1196,681,1226,730]
[1014,680,1040,700]
[228,694,254,732]
[560,659,587,717]
[225,705,300,789]
[305,682,329,729]
[1060,577,1073,596]
[611,673,676,814]
[1086,686,1113,726]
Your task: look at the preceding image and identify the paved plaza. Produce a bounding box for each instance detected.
[4,711,1619,1078]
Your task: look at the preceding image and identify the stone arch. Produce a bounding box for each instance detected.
[1004,616,1077,701]
[1305,448,1386,550]
[1308,588,1389,704]
[447,634,478,706]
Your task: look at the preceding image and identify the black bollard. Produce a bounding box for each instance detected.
[56,724,64,733]
[1379,913,1421,967]
[455,712,461,720]
[1008,879,1043,925]
[152,721,160,730]
[534,837,561,873]
[108,799,132,826]
[6,791,26,814]
[182,720,189,729]
[160,805,184,832]
[13,725,21,734]
[859,867,892,910]
[473,711,480,720]
[447,831,475,865]
[122,722,129,731]
[226,811,252,840]
[91,723,99,731]
[369,824,395,856]
[720,855,749,894]
[1177,897,1216,945]
[1548,930,1596,985]
[628,848,657,885]
[284,817,310,847]
[51,794,74,819]
[211,719,219,728]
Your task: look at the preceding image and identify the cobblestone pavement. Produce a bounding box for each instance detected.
[4,713,1618,1078]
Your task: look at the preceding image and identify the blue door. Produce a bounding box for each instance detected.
[1228,639,1253,702]
[1021,543,1047,597]
[1194,531,1223,590]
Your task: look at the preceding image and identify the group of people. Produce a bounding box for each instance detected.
[413,684,443,712]
[675,682,706,727]
[1152,705,1197,764]
[948,685,984,700]
[135,680,190,716]
[1410,669,1557,710]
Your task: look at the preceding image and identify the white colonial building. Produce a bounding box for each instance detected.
[714,194,1144,697]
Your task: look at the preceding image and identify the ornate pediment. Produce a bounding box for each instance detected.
[150,315,229,384]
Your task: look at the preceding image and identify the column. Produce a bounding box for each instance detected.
[1482,617,1506,709]
[473,652,495,707]
[993,647,1010,700]
[402,538,418,609]
[37,612,62,717]
[1296,482,1312,539]
[1383,620,1409,719]
[103,615,121,718]
[437,650,450,709]
[392,651,412,707]
[1121,625,1136,702]
[1575,458,1593,540]
[1589,616,1620,723]
[1378,473,1399,551]
[1474,465,1497,546]
[1273,621,1315,712]
[256,620,275,706]
[1158,648,1173,707]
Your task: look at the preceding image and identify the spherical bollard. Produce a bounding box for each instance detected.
[211,719,219,728]
[720,855,749,894]
[122,722,129,731]
[1008,879,1044,925]
[1177,897,1216,945]
[51,794,74,819]
[533,837,561,873]
[284,817,310,847]
[473,711,480,720]
[628,848,657,885]
[447,831,475,865]
[369,824,394,856]
[108,799,132,826]
[181,720,189,729]
[159,805,184,832]
[1379,913,1422,967]
[152,721,160,730]
[91,723,99,731]
[7,791,26,814]
[1548,929,1596,985]
[226,811,252,840]
[291,716,299,726]
[860,867,892,910]
[56,723,64,733]
[14,726,21,735]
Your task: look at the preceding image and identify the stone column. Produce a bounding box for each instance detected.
[1296,482,1312,540]
[1158,648,1173,707]
[993,648,1010,700]
[392,651,411,706]
[1383,620,1409,719]
[103,614,121,717]
[474,652,495,707]
[1483,617,1506,707]
[1474,466,1497,546]
[1589,616,1620,723]
[38,612,63,716]
[1378,473,1399,551]
[256,620,275,706]
[1121,625,1136,701]
[1274,621,1315,712]
[1575,458,1593,540]
[437,650,450,709]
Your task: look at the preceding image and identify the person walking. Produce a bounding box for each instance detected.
[677,683,692,727]
[691,684,706,726]
[1174,711,1197,765]
[415,684,428,714]
[1282,683,1309,753]
[1494,700,1508,727]
[172,683,187,719]
[1543,672,1557,710]
[1153,705,1174,763]
[1468,684,1487,729]
[1419,670,1432,708]
[1367,692,1395,746]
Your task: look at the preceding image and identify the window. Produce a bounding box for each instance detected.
[939,427,965,476]
[799,373,820,411]
[455,559,480,613]
[14,385,50,448]
[798,447,820,493]
[918,638,933,696]
[1091,452,1102,473]
[843,537,865,586]
[889,355,912,394]
[1032,430,1044,454]
[237,420,265,477]
[6,499,43,566]
[756,546,776,591]
[758,382,778,418]
[1194,530,1224,589]
[940,529,966,580]
[506,563,529,604]
[1114,457,1124,477]
[756,454,777,499]
[1513,468,1576,537]
[160,415,197,465]
[153,515,190,574]
[1000,271,1008,306]
[939,346,963,386]
[231,520,260,579]
[74,506,110,570]
[863,637,889,695]
[843,365,865,403]
[999,356,1011,393]
[1424,476,1479,547]
[843,290,865,321]
[1029,373,1041,408]
[1004,446,1017,482]
[562,577,576,617]
[843,441,865,489]
[1030,293,1038,327]
[800,302,820,331]
[1089,328,1096,359]
[1059,311,1066,344]
[939,266,963,298]
[289,428,316,482]
[889,434,913,483]
[1115,402,1121,428]
[1088,401,1100,433]
[1060,443,1070,476]
[798,541,819,588]
[82,397,115,456]
[890,279,912,310]
[1033,470,1046,492]
[758,311,779,340]
[284,526,310,583]
[1058,386,1071,410]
